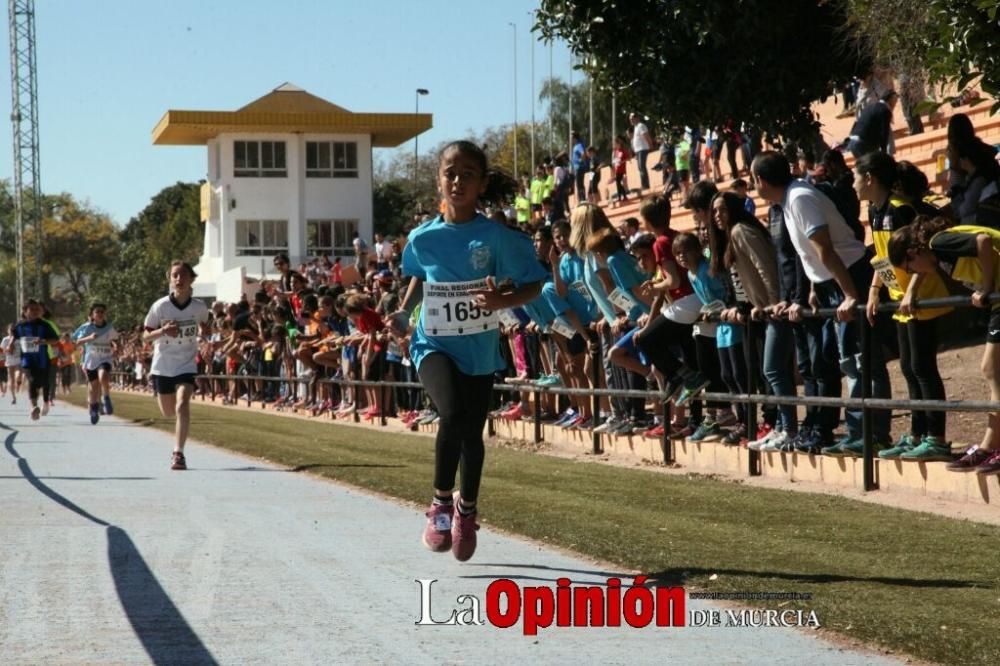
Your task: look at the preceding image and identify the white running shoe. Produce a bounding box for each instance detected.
[759,430,788,452]
[748,428,779,451]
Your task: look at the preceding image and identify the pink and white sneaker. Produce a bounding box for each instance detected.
[422,500,453,553]
[451,492,480,562]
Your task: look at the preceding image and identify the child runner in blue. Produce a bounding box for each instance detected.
[395,141,546,561]
[12,299,60,421]
[72,302,119,424]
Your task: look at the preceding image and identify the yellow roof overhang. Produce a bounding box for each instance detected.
[152,110,432,147]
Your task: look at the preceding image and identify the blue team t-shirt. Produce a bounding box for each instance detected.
[13,319,59,369]
[688,259,740,348]
[584,254,618,322]
[401,214,548,375]
[558,252,598,324]
[607,250,650,321]
[522,279,559,328]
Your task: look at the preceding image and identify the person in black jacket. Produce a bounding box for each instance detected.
[848,90,898,159]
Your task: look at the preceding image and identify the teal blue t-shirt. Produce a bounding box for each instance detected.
[688,259,741,348]
[607,250,650,321]
[402,214,548,375]
[584,254,618,322]
[558,251,598,324]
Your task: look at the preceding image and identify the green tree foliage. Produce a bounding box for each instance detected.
[88,182,202,327]
[848,0,1000,113]
[535,0,866,142]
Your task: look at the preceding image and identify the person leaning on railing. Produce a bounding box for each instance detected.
[888,216,1000,476]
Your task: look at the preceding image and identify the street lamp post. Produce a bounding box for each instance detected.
[509,22,518,178]
[528,11,535,173]
[414,88,429,187]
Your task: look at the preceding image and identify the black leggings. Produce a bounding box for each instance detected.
[418,352,494,503]
[718,343,748,423]
[897,318,946,437]
[636,314,701,422]
[27,366,50,404]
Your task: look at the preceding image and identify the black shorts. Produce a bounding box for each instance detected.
[151,373,197,395]
[0,367,6,382]
[989,309,1000,344]
[567,333,587,356]
[85,363,112,383]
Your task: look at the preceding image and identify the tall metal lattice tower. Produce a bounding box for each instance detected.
[8,0,42,314]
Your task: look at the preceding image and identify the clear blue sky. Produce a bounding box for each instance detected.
[0,0,573,226]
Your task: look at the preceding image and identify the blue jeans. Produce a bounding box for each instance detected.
[812,258,891,442]
[762,320,798,433]
[635,150,650,189]
[792,318,841,434]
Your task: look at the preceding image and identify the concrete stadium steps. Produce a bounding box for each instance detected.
[583,94,998,232]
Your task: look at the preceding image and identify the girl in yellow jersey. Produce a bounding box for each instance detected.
[856,152,952,460]
[888,217,1000,475]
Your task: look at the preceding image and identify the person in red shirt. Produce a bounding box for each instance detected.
[611,136,630,206]
[345,293,386,419]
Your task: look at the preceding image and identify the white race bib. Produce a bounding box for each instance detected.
[90,343,113,357]
[570,280,593,303]
[422,279,499,337]
[608,287,638,313]
[550,316,576,339]
[19,337,39,354]
[498,309,521,328]
[870,256,901,293]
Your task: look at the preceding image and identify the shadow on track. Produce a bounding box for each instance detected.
[2,424,218,665]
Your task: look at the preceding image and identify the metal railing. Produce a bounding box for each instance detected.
[107,291,999,493]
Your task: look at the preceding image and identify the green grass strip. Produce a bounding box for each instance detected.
[69,389,1000,664]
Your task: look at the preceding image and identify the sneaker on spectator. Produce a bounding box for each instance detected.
[822,436,861,457]
[662,377,684,404]
[490,402,514,418]
[593,416,621,434]
[535,374,562,387]
[688,420,720,443]
[669,421,695,439]
[899,435,953,462]
[760,429,790,452]
[673,373,711,407]
[748,428,778,451]
[553,409,578,427]
[778,431,800,452]
[562,414,586,430]
[754,422,773,442]
[976,449,1000,476]
[795,428,831,455]
[643,423,665,438]
[422,499,453,553]
[722,424,747,446]
[714,411,738,429]
[879,433,916,460]
[418,411,439,426]
[946,446,993,472]
[611,419,635,436]
[451,492,479,561]
[572,417,594,431]
[502,403,524,421]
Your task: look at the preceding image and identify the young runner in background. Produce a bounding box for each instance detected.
[73,303,120,425]
[12,299,60,420]
[143,262,210,470]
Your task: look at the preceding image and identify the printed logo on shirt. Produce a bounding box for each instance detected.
[469,244,492,271]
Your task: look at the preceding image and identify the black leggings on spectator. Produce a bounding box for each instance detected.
[636,314,702,423]
[418,352,493,504]
[897,318,946,437]
[27,366,50,404]
[615,173,627,200]
[695,334,728,411]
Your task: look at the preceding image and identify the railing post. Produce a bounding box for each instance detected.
[353,380,361,423]
[533,387,543,444]
[860,315,876,491]
[745,317,760,476]
[590,337,602,454]
[380,380,387,426]
[661,398,672,463]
